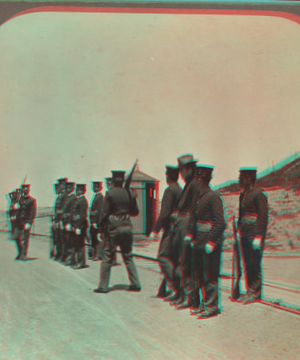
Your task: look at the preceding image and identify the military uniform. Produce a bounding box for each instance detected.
[50,184,59,258]
[151,166,182,297]
[54,178,68,260]
[8,191,17,236]
[70,184,88,269]
[62,182,77,264]
[94,171,141,293]
[15,184,36,260]
[238,168,268,301]
[88,182,104,260]
[188,165,226,317]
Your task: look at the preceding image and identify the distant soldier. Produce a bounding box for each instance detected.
[149,165,183,298]
[94,171,141,293]
[237,167,268,303]
[88,181,104,261]
[168,154,199,309]
[62,182,76,264]
[187,165,226,318]
[8,191,16,236]
[54,178,68,261]
[50,183,59,259]
[70,184,88,269]
[13,184,36,261]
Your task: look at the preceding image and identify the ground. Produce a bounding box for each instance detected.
[1,234,299,360]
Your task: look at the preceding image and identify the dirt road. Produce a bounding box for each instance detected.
[1,234,299,360]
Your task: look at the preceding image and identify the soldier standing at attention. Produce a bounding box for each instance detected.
[70,184,88,270]
[61,182,76,264]
[88,181,104,261]
[50,183,59,259]
[54,178,67,261]
[94,171,141,293]
[13,184,36,261]
[186,165,226,319]
[237,167,268,304]
[149,165,182,298]
[169,154,199,309]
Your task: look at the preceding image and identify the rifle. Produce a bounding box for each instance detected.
[231,215,242,300]
[124,159,138,191]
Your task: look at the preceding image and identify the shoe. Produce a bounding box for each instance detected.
[190,307,205,315]
[112,262,121,266]
[15,255,21,261]
[93,288,108,293]
[242,296,261,305]
[171,298,183,305]
[74,264,89,270]
[20,256,27,261]
[176,300,191,310]
[164,291,179,302]
[237,293,251,302]
[198,309,220,319]
[127,285,141,292]
[93,257,102,261]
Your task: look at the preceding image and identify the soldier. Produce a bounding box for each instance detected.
[102,177,119,266]
[13,184,36,261]
[62,182,77,264]
[54,178,68,261]
[167,154,199,309]
[70,184,88,269]
[237,167,268,304]
[50,183,59,259]
[186,165,226,318]
[88,181,104,261]
[149,165,183,298]
[94,170,141,293]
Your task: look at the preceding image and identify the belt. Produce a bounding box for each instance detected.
[178,211,191,219]
[109,213,130,222]
[197,221,212,232]
[242,213,258,225]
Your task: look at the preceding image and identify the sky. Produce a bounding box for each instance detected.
[1,11,300,208]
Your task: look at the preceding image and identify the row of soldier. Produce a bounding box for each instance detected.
[149,154,268,319]
[7,153,268,319]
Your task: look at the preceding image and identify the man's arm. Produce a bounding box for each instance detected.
[152,188,173,233]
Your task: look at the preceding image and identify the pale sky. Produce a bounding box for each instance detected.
[1,11,300,208]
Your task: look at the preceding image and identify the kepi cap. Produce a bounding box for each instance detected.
[177,154,199,168]
[111,171,126,180]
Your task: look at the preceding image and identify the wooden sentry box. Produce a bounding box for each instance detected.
[126,169,159,236]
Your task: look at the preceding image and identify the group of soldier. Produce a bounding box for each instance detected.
[149,153,268,319]
[6,152,268,319]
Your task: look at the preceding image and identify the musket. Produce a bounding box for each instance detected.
[231,215,242,300]
[124,159,138,191]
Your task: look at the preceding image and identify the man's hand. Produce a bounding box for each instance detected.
[252,237,262,250]
[184,235,193,243]
[92,223,98,229]
[97,233,105,245]
[75,228,81,235]
[13,204,20,210]
[65,224,71,231]
[205,242,215,254]
[24,223,30,230]
[149,232,157,241]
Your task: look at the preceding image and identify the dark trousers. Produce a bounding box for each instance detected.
[60,228,72,262]
[50,224,56,258]
[89,226,103,259]
[99,225,140,291]
[194,243,222,311]
[54,223,63,260]
[157,223,177,293]
[240,234,263,298]
[66,231,76,266]
[75,227,87,267]
[16,227,30,258]
[172,217,192,301]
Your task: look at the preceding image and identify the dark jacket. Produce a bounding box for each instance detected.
[89,192,104,224]
[238,187,268,238]
[153,182,182,233]
[18,196,36,227]
[98,186,139,231]
[63,193,77,225]
[55,192,68,222]
[189,188,226,247]
[71,196,88,229]
[178,175,199,215]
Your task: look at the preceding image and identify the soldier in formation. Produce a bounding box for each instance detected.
[12,184,36,261]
